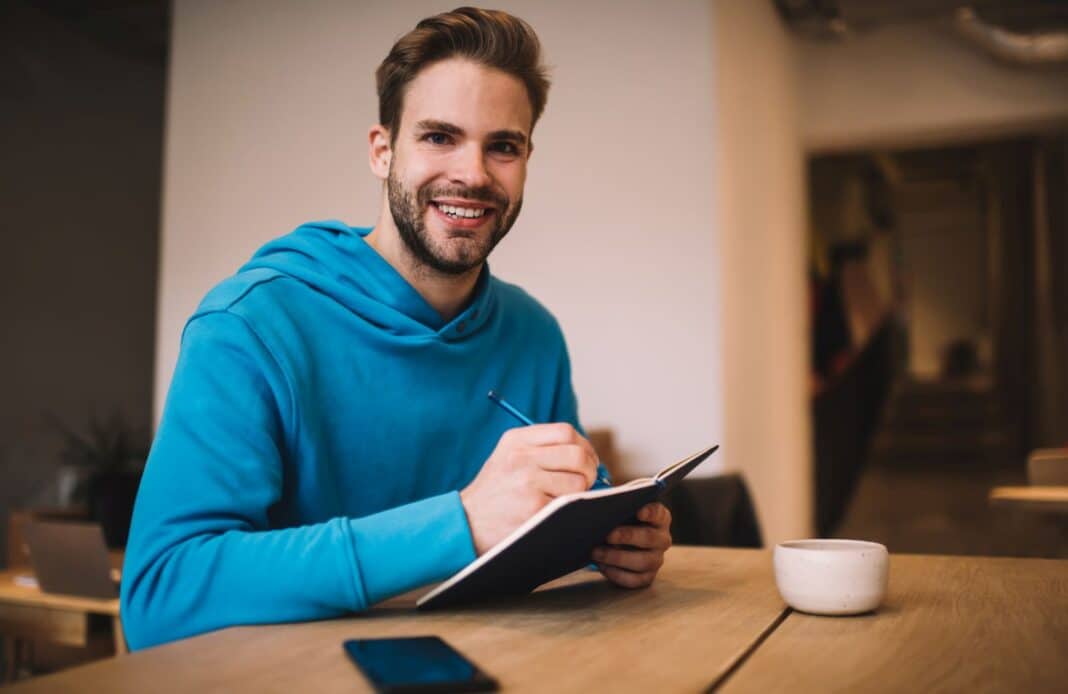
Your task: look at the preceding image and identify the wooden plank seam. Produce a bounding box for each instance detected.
[706,607,793,692]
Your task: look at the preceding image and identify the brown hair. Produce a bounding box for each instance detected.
[376,6,550,141]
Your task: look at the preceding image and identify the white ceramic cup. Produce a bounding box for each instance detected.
[773,539,889,615]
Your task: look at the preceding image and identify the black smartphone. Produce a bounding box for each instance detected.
[343,636,499,693]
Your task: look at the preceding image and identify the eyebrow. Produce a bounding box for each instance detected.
[414,119,529,147]
[415,119,463,136]
[488,129,529,146]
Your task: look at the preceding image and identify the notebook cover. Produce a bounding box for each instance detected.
[417,444,718,610]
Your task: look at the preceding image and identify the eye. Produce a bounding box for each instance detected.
[422,132,453,146]
[490,141,520,156]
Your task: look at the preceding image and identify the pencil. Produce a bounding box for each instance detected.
[487,390,612,487]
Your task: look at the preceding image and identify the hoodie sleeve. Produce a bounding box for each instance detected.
[120,311,475,651]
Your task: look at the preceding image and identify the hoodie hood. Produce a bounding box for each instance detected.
[240,220,495,339]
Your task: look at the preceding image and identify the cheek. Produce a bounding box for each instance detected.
[493,165,526,203]
[403,163,434,188]
[392,150,440,189]
[397,171,439,206]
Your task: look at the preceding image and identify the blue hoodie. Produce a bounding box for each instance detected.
[121,220,601,650]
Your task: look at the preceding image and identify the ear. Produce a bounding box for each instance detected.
[368,124,392,180]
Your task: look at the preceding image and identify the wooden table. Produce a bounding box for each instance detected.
[990,485,1068,514]
[7,547,1068,692]
[0,554,126,681]
[719,553,1068,693]
[6,548,783,692]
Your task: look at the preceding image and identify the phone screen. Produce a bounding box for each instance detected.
[343,636,499,693]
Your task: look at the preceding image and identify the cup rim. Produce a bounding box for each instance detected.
[776,538,887,553]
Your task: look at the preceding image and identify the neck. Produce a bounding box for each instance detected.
[365,205,482,323]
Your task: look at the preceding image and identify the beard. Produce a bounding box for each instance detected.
[387,167,522,276]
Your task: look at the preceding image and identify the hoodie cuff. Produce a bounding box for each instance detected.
[348,491,477,606]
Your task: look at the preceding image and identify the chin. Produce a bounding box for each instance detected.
[437,246,486,271]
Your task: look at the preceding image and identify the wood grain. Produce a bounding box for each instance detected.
[7,547,785,693]
[719,553,1068,693]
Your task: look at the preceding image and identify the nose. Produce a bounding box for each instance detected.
[448,143,492,189]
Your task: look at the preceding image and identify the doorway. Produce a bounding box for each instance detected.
[808,134,1068,557]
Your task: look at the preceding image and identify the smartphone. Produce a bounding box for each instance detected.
[343,636,499,693]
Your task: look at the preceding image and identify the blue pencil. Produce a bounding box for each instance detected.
[487,390,611,487]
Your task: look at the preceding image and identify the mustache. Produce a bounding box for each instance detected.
[417,184,508,210]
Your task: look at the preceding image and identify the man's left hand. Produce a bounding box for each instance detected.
[592,502,672,588]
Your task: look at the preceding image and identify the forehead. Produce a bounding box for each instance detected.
[399,58,533,136]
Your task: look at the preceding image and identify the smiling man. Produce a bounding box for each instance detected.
[121,6,672,651]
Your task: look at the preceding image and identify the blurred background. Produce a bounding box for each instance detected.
[1,2,1067,674]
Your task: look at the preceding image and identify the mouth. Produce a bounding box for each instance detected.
[429,199,497,229]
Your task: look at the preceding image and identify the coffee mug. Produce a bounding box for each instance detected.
[773,539,889,615]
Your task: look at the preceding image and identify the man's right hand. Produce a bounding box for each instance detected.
[460,423,599,556]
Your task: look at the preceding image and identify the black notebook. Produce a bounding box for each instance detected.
[417,444,719,610]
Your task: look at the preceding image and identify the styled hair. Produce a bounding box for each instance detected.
[376,6,550,140]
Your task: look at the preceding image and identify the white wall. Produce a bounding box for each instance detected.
[710,1,811,543]
[798,21,1068,152]
[157,0,729,481]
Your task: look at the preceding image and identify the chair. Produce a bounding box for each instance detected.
[662,474,763,548]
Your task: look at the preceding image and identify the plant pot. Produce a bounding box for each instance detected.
[57,464,91,507]
[88,471,142,548]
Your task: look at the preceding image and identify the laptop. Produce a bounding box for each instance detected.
[23,520,119,599]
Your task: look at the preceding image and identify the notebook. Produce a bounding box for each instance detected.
[417,444,719,610]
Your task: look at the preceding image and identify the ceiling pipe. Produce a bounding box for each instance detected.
[954,6,1068,65]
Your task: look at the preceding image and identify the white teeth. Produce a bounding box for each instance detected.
[438,203,486,219]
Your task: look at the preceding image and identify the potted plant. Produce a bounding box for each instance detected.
[47,411,149,548]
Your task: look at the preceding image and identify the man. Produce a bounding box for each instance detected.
[122,6,672,651]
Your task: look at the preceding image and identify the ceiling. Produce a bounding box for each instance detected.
[775,0,1068,37]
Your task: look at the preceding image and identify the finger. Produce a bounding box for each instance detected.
[512,422,601,472]
[504,422,588,450]
[529,444,598,488]
[599,564,656,589]
[535,469,590,498]
[637,503,671,528]
[605,525,672,551]
[592,545,665,573]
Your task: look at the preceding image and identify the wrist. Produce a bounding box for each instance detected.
[458,487,488,556]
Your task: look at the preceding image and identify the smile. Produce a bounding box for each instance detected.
[429,200,497,228]
[435,203,487,219]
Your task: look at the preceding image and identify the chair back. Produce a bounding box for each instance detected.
[663,474,763,548]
